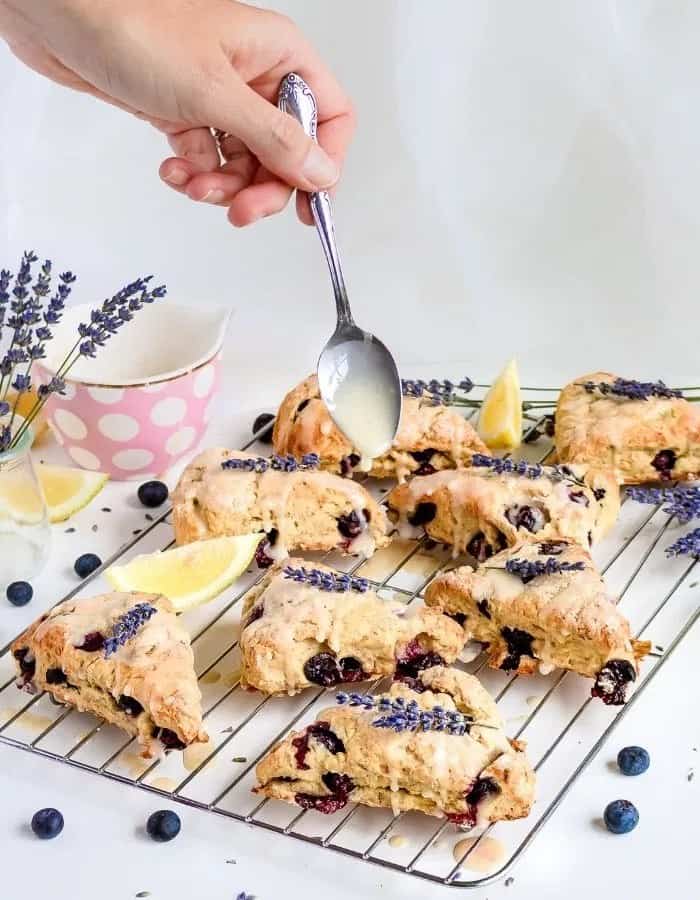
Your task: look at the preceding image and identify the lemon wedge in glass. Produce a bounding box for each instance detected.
[39,465,109,523]
[477,359,523,451]
[105,535,260,612]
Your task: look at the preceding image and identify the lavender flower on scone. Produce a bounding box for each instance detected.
[471,453,586,486]
[626,486,700,525]
[0,250,166,451]
[283,566,369,593]
[221,453,320,473]
[335,692,493,735]
[401,377,474,406]
[103,602,158,657]
[503,557,586,583]
[582,378,682,401]
[665,528,700,559]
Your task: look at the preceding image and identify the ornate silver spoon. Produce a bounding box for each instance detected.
[278,73,401,465]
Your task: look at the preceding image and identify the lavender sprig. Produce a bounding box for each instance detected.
[471,452,585,486]
[401,377,474,406]
[284,565,369,593]
[504,557,586,583]
[665,528,700,559]
[582,378,682,401]
[335,693,495,735]
[103,603,158,657]
[627,486,700,524]
[7,259,165,450]
[221,453,320,473]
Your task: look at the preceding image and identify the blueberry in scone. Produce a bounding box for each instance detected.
[11,591,208,758]
[272,374,488,482]
[171,449,390,560]
[239,559,464,695]
[254,665,536,824]
[555,372,700,484]
[386,461,619,556]
[424,539,650,703]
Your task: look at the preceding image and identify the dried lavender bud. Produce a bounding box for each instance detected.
[504,557,586,583]
[221,453,319,473]
[665,528,700,559]
[103,603,158,657]
[626,486,700,524]
[335,692,494,735]
[283,566,369,593]
[471,453,585,486]
[401,376,473,405]
[583,378,682,401]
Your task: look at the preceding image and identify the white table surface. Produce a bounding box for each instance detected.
[1,366,698,900]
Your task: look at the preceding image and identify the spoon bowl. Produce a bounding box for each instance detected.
[278,73,402,462]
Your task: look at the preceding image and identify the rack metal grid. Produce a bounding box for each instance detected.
[1,411,698,889]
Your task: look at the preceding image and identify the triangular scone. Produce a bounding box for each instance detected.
[425,540,650,704]
[272,374,488,481]
[172,449,390,559]
[240,559,464,695]
[255,665,535,825]
[555,372,700,484]
[387,463,619,558]
[11,592,207,758]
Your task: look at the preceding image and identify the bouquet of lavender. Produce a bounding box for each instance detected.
[0,251,166,453]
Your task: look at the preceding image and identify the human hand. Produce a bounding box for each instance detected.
[0,0,355,225]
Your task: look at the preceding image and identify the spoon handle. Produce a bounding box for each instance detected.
[278,73,353,327]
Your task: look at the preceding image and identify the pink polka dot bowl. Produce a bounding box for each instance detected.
[36,303,231,480]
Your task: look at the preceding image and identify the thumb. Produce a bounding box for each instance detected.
[214,81,340,192]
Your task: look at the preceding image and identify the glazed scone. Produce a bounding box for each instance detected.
[11,592,207,758]
[272,374,488,481]
[386,462,619,558]
[555,372,700,484]
[255,665,535,824]
[239,559,464,695]
[172,449,390,560]
[425,540,650,704]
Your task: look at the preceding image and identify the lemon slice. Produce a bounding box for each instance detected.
[105,535,260,612]
[477,359,523,450]
[38,465,109,523]
[6,387,51,445]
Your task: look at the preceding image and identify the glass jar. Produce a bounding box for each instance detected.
[0,423,51,588]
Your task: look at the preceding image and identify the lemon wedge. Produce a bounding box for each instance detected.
[105,535,260,612]
[477,359,523,451]
[39,465,109,523]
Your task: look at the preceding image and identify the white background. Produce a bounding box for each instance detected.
[3,1,700,384]
[1,1,699,898]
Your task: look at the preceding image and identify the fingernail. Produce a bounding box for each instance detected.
[301,145,339,189]
[200,189,225,204]
[163,168,188,186]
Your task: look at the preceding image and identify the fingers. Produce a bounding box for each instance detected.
[228,171,294,227]
[206,78,341,193]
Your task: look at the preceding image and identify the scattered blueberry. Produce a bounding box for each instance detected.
[252,413,275,443]
[137,480,169,508]
[146,809,181,842]
[617,746,650,776]
[73,553,102,578]
[31,807,64,840]
[6,581,33,606]
[603,799,639,834]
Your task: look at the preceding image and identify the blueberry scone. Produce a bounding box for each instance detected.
[555,372,700,484]
[239,559,464,694]
[172,449,390,561]
[11,592,207,757]
[254,665,535,824]
[272,374,488,481]
[386,459,619,559]
[425,540,650,704]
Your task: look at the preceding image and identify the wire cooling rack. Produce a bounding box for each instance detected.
[0,408,698,889]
